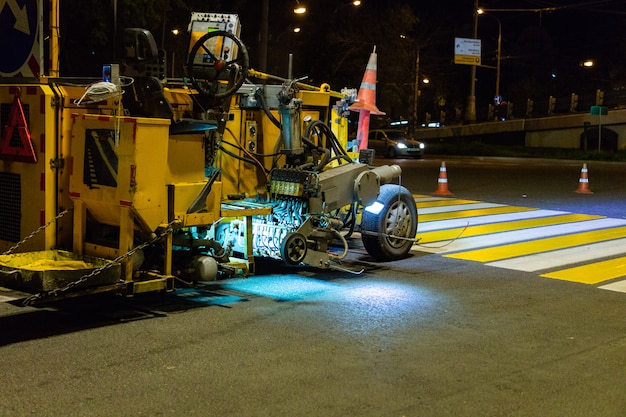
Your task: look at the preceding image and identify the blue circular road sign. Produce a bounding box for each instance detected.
[0,0,39,75]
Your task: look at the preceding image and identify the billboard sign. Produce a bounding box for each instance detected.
[454,37,481,66]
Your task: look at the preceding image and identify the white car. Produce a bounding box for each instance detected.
[367,129,425,159]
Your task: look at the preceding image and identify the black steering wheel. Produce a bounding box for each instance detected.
[186,30,249,98]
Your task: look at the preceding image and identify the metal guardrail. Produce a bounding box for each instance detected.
[422,89,626,126]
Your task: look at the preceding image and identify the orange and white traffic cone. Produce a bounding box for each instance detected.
[433,161,453,196]
[575,163,593,194]
[348,46,386,151]
[348,46,385,116]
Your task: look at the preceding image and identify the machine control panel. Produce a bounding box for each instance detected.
[188,12,241,66]
[189,13,241,36]
[269,168,317,198]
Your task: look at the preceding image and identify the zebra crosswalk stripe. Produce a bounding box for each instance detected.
[411,195,626,290]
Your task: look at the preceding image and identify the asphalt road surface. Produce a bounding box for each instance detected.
[1,156,626,417]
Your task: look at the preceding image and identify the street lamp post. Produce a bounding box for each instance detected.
[495,17,501,98]
[170,29,180,78]
[465,0,479,122]
[413,47,420,130]
[478,9,502,100]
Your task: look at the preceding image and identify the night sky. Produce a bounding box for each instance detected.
[53,0,626,120]
[241,0,626,113]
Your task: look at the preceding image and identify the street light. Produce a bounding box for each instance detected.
[477,8,502,100]
[294,1,307,14]
[581,59,595,68]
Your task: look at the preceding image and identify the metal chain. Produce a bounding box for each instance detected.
[3,208,73,256]
[22,220,178,305]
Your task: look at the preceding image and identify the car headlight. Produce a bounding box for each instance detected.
[419,143,425,149]
[396,143,407,149]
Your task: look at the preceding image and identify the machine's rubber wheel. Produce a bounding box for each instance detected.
[361,184,417,261]
[281,232,308,265]
[386,147,396,158]
[186,30,249,98]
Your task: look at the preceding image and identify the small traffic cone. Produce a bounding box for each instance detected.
[575,163,593,194]
[348,46,386,116]
[433,161,453,196]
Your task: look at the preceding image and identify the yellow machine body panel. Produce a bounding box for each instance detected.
[53,83,126,249]
[218,108,270,198]
[68,114,210,232]
[0,84,58,253]
[297,90,331,108]
[259,110,285,174]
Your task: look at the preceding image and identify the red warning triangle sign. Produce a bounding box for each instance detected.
[1,91,37,163]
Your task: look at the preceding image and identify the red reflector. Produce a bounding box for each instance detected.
[130,164,136,188]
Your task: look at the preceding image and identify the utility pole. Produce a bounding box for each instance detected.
[478,9,502,100]
[259,0,269,72]
[465,0,479,122]
[50,0,60,76]
[495,17,501,98]
[413,47,420,131]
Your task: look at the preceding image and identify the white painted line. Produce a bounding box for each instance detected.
[598,280,626,293]
[418,209,568,232]
[414,196,451,202]
[487,238,626,272]
[418,202,504,214]
[417,218,626,254]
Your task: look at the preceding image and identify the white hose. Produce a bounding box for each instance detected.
[74,81,122,106]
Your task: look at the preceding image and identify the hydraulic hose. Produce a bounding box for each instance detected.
[254,88,281,129]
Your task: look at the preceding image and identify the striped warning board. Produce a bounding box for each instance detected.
[412,195,626,293]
